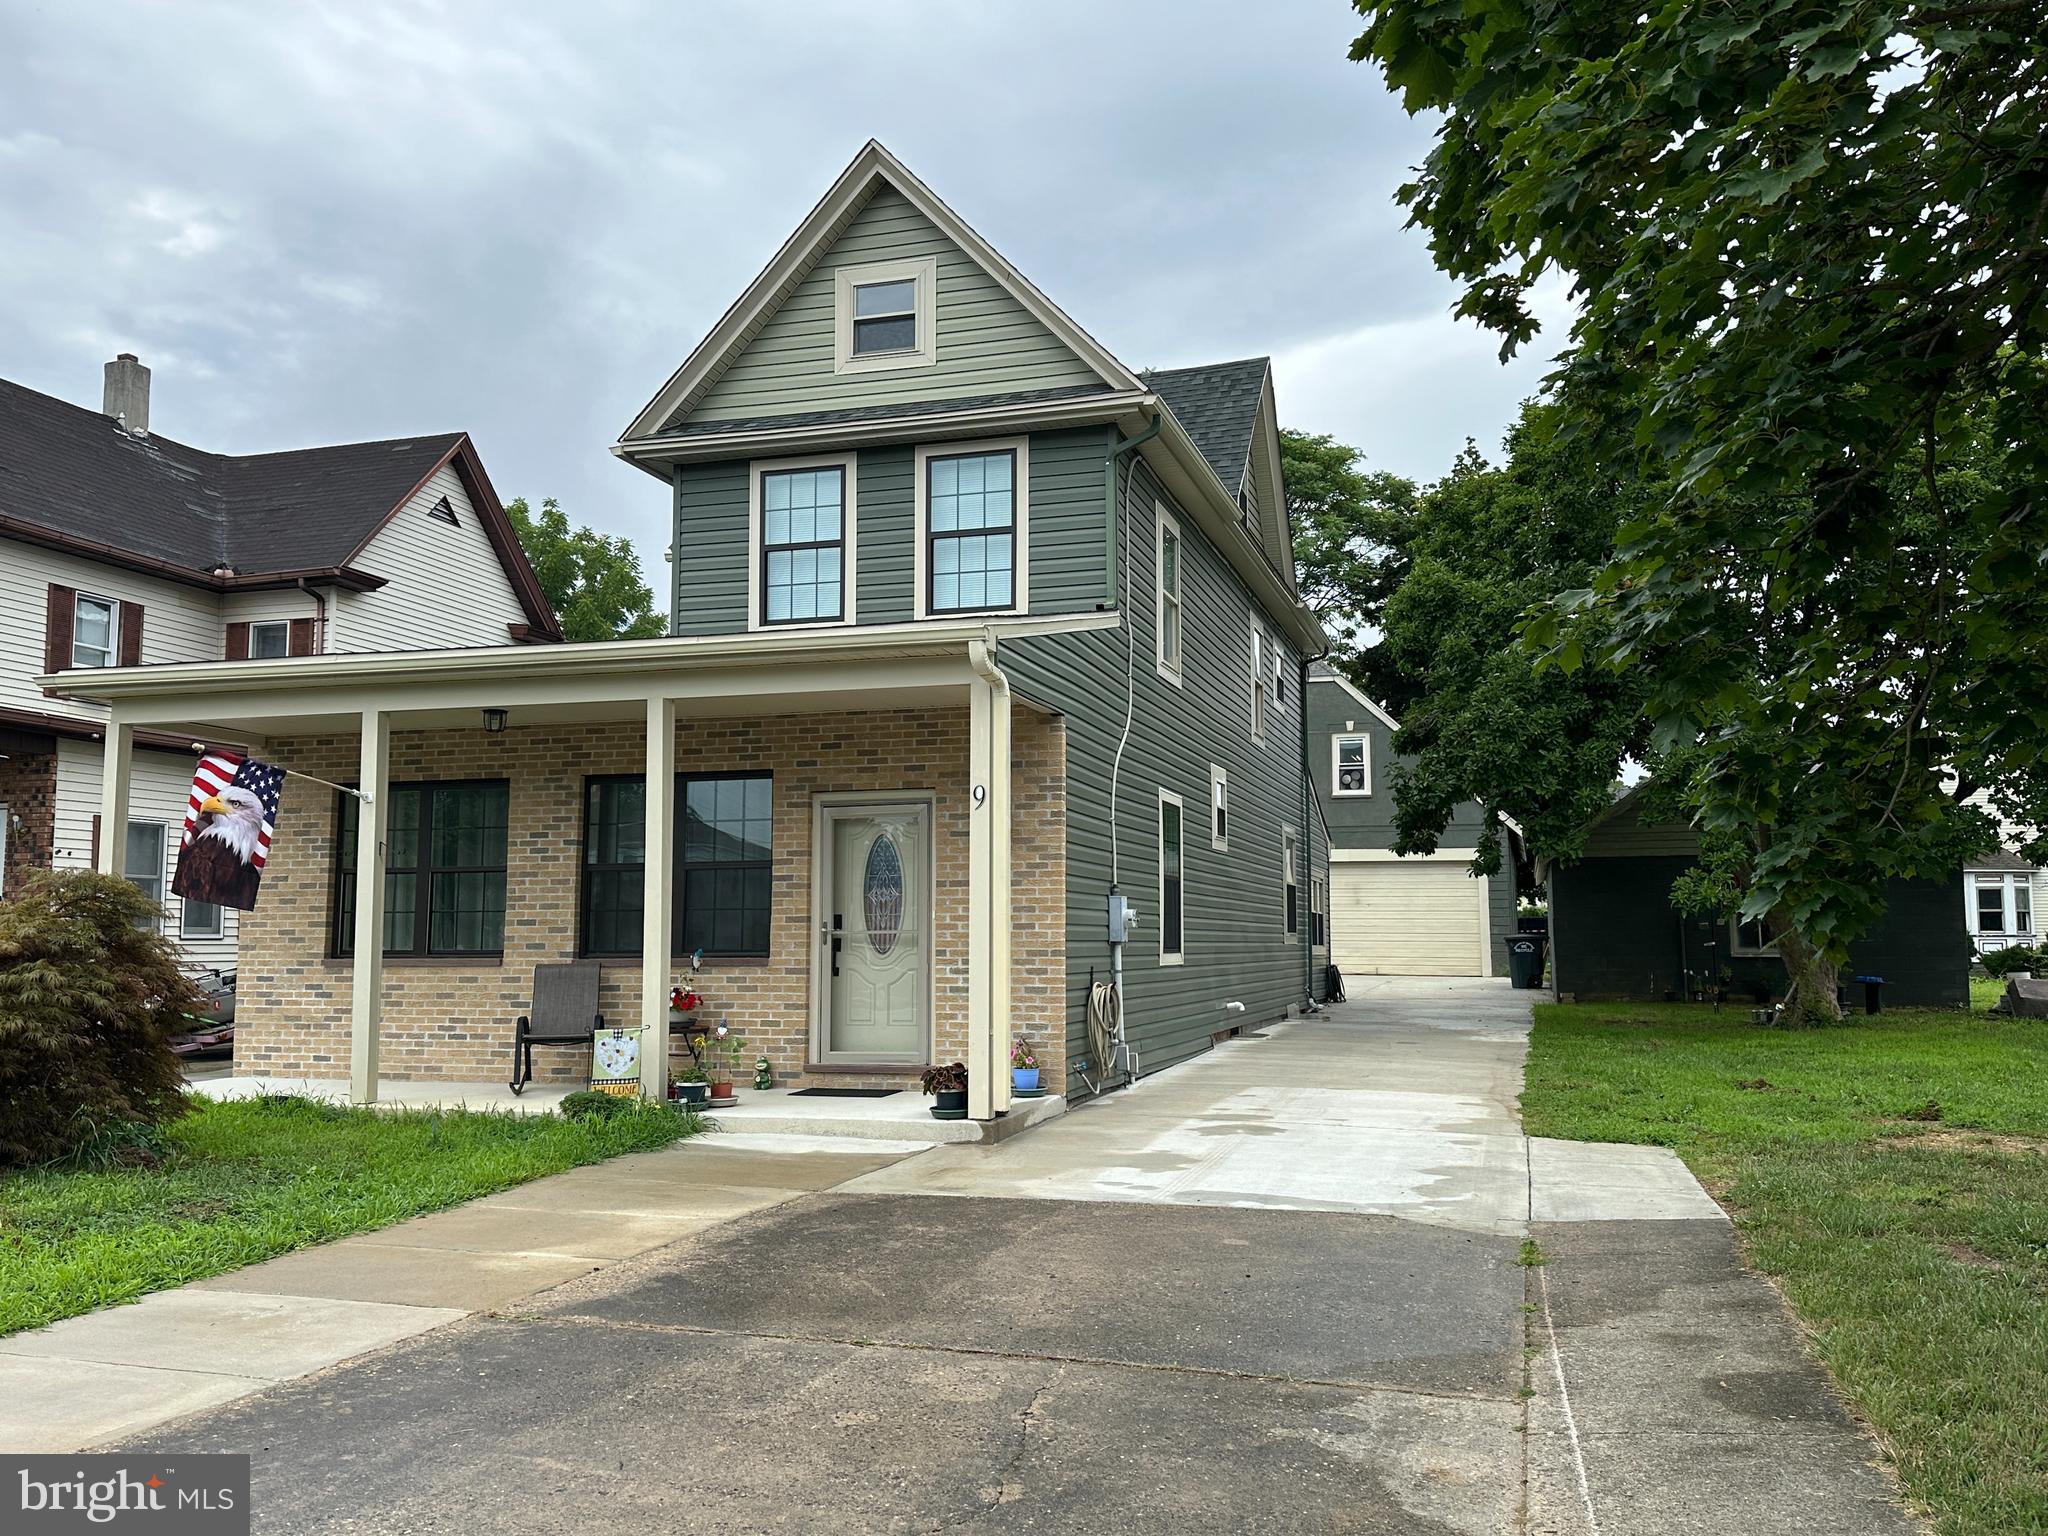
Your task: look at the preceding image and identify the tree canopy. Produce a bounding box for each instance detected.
[507,497,666,643]
[1347,2,2048,1018]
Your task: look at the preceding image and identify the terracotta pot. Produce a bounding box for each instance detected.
[710,1080,734,1097]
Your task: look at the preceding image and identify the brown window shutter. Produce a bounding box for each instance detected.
[224,622,250,661]
[288,617,316,656]
[90,814,101,868]
[45,584,76,674]
[118,602,144,667]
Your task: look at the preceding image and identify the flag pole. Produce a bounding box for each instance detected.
[187,742,372,804]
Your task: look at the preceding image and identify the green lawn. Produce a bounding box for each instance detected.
[0,1094,696,1337]
[1971,974,2005,1012]
[1524,1002,2048,1536]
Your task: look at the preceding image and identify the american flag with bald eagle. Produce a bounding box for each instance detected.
[171,752,286,911]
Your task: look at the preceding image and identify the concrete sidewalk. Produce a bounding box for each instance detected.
[0,1132,918,1452]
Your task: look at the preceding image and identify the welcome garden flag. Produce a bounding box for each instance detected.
[170,752,285,911]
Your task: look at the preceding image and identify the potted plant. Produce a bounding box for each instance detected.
[672,1064,711,1110]
[706,1025,745,1106]
[921,1061,968,1120]
[1009,1038,1041,1095]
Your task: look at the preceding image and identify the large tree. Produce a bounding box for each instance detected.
[508,497,666,643]
[1351,1,2048,1019]
[1281,429,1415,670]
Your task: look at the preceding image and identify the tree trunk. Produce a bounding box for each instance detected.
[1770,917,1843,1026]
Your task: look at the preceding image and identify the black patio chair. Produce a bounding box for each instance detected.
[508,961,604,1095]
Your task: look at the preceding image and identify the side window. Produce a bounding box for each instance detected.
[1155,507,1184,685]
[1209,765,1228,851]
[1332,733,1371,796]
[1158,789,1185,965]
[123,821,167,926]
[1248,622,1268,742]
[1283,829,1298,936]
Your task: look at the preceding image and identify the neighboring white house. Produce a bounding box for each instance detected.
[0,355,560,969]
[1959,790,2044,957]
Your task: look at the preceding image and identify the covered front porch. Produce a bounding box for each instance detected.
[69,619,1094,1122]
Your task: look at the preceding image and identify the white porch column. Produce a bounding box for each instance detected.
[95,713,134,875]
[349,709,390,1104]
[639,694,677,1100]
[965,648,1014,1121]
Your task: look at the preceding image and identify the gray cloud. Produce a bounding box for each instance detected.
[1,1,1565,564]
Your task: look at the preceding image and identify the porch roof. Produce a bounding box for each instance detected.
[41,612,1110,741]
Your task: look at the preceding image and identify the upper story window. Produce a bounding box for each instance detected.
[834,257,938,375]
[753,459,854,628]
[918,442,1025,616]
[1249,622,1270,743]
[249,620,291,660]
[1333,733,1371,796]
[1155,507,1184,686]
[73,594,118,668]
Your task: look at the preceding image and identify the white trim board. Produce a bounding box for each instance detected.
[1330,847,1481,863]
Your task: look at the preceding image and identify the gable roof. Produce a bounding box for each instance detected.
[619,140,1143,443]
[1144,358,1269,489]
[0,374,559,637]
[1308,660,1401,731]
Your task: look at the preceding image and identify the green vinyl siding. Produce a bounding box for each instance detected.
[672,460,749,636]
[682,188,1102,427]
[1024,428,1110,614]
[857,446,915,623]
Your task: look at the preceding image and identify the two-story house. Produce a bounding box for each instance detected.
[54,143,1332,1120]
[0,358,560,968]
[1307,663,1517,978]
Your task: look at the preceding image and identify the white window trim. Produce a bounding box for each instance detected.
[1332,732,1372,797]
[1283,826,1299,937]
[1968,871,2033,938]
[911,436,1029,619]
[1312,875,1328,953]
[1248,619,1268,744]
[73,592,119,669]
[248,619,291,660]
[833,256,938,375]
[1154,504,1184,687]
[1209,764,1229,851]
[746,452,859,633]
[124,820,167,931]
[1729,916,1777,957]
[1158,787,1185,967]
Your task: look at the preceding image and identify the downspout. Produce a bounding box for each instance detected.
[1101,412,1165,613]
[296,577,327,654]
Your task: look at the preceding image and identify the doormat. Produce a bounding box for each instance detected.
[789,1087,900,1098]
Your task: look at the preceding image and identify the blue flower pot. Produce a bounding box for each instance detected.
[1012,1067,1039,1092]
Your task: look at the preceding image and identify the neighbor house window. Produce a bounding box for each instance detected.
[1973,873,2033,937]
[249,621,290,660]
[1158,789,1184,965]
[124,821,166,926]
[1283,829,1299,935]
[758,464,848,626]
[924,447,1019,614]
[1333,734,1370,796]
[834,257,938,373]
[73,595,117,669]
[1730,915,1776,956]
[1156,507,1183,685]
[578,773,774,958]
[181,896,224,940]
[334,781,508,957]
[1210,765,1229,850]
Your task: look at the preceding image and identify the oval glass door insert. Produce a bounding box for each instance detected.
[864,833,904,955]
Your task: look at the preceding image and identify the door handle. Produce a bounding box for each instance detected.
[830,914,843,977]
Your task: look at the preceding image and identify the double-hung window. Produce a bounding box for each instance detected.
[1156,507,1183,685]
[834,257,937,373]
[1249,623,1269,742]
[1333,733,1371,796]
[924,447,1019,614]
[1209,765,1229,850]
[758,464,848,626]
[124,821,166,926]
[1283,829,1299,935]
[73,595,117,668]
[334,782,509,957]
[1973,873,2033,938]
[580,773,774,958]
[249,620,291,659]
[1158,789,1185,965]
[1311,877,1328,949]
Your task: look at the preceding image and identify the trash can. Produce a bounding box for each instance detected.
[1506,934,1546,990]
[1853,975,1884,1015]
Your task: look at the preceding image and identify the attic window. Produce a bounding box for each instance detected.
[428,495,459,527]
[834,257,937,375]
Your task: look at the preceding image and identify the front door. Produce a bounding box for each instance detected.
[816,799,931,1064]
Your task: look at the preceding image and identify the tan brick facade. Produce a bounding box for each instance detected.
[234,706,1065,1094]
[0,746,56,896]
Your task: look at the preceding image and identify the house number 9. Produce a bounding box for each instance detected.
[972,785,988,808]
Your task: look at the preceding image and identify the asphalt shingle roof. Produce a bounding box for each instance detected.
[0,375,463,576]
[1143,357,1269,489]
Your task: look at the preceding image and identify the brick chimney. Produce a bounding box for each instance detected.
[103,353,150,436]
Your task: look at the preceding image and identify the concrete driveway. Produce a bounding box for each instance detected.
[118,978,1922,1534]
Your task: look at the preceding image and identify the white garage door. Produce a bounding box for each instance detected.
[1332,862,1489,977]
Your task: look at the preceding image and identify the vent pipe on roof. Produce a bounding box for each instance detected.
[103,353,150,436]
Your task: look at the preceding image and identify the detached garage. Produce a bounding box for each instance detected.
[1331,857,1496,977]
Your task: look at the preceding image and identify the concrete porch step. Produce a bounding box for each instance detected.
[703,1088,1066,1145]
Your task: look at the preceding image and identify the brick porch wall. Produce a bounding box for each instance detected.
[233,706,1065,1093]
[0,749,56,896]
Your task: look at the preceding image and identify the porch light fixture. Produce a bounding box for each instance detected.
[482,708,508,734]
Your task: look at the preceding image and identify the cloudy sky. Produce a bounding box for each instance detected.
[1,1,1566,566]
